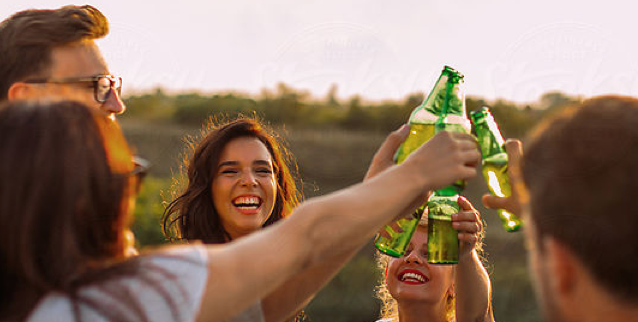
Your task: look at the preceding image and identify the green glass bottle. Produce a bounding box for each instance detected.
[374,66,469,258]
[470,107,522,232]
[426,69,470,264]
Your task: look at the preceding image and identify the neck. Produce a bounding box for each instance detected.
[226,228,256,242]
[570,294,638,322]
[398,299,448,322]
[559,268,638,322]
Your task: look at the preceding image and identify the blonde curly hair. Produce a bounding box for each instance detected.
[375,217,485,322]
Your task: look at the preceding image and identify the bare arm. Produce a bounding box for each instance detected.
[194,131,480,322]
[260,125,412,322]
[453,197,495,322]
[261,250,357,322]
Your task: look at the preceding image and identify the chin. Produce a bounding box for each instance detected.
[391,287,431,303]
[238,223,262,233]
[238,219,267,231]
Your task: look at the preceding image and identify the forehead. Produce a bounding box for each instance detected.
[387,227,428,264]
[411,226,428,244]
[219,136,272,162]
[49,41,108,78]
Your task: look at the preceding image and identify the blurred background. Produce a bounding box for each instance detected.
[4,1,638,321]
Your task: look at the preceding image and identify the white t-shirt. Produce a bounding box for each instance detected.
[27,245,264,322]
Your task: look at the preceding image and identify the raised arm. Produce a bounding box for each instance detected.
[453,197,495,322]
[195,131,480,322]
[260,124,411,322]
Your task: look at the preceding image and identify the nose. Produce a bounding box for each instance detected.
[239,171,258,187]
[101,87,126,117]
[404,249,426,264]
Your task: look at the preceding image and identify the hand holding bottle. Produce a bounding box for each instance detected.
[452,196,483,259]
[364,124,410,181]
[368,129,479,242]
[405,131,480,190]
[365,125,479,211]
[375,66,474,258]
[481,139,525,220]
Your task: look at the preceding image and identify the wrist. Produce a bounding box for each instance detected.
[401,158,434,193]
[458,248,478,263]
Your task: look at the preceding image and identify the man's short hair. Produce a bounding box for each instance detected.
[523,95,638,302]
[0,5,108,101]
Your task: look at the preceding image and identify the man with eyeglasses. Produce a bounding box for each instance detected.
[0,5,125,119]
[0,5,138,258]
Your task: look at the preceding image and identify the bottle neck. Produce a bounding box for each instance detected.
[408,68,466,127]
[475,119,506,157]
[416,73,465,117]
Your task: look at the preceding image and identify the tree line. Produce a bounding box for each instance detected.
[122,83,582,138]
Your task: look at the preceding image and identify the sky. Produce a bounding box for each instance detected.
[2,0,638,104]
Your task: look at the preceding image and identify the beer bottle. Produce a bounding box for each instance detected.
[470,107,522,232]
[374,66,469,258]
[425,70,470,264]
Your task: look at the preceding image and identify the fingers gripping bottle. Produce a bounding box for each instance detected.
[374,66,470,259]
[470,107,522,232]
[425,70,470,264]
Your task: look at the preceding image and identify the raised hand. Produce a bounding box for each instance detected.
[404,130,480,192]
[481,139,524,217]
[364,124,409,181]
[453,196,483,258]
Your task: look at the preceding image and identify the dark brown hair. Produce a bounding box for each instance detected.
[163,117,302,243]
[0,101,191,322]
[0,5,108,100]
[0,100,134,319]
[523,95,638,302]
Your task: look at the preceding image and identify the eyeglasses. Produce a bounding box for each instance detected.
[24,75,123,103]
[130,156,150,193]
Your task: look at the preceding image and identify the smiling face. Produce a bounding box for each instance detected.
[211,136,277,240]
[386,225,455,305]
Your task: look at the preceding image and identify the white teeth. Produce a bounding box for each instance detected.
[233,196,261,208]
[401,272,426,282]
[236,205,258,209]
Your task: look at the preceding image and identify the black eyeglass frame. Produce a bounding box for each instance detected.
[24,75,122,103]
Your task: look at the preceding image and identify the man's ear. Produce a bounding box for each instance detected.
[544,237,577,296]
[7,82,34,100]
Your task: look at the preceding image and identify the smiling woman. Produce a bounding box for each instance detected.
[162,116,301,244]
[162,117,303,321]
[375,197,495,322]
[211,136,278,240]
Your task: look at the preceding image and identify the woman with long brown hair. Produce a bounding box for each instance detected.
[163,117,306,320]
[162,117,301,243]
[0,100,481,322]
